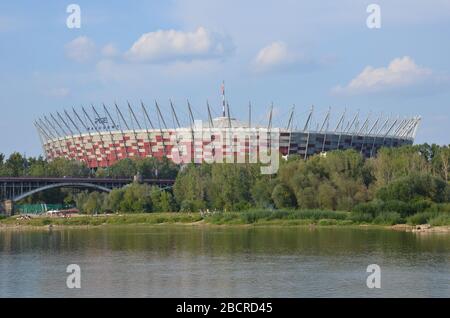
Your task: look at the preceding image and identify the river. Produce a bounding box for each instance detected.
[0,225,449,297]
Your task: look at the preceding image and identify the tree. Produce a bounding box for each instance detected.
[5,152,27,176]
[432,146,450,182]
[371,146,430,188]
[46,158,90,177]
[118,183,153,213]
[83,192,104,214]
[271,183,296,209]
[136,157,179,179]
[251,177,276,208]
[173,164,211,208]
[376,174,450,203]
[109,158,137,178]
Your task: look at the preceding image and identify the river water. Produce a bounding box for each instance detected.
[0,225,449,297]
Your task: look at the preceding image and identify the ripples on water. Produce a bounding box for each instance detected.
[0,226,449,297]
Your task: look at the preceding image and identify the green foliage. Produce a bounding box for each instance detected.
[406,212,436,225]
[352,200,431,218]
[205,209,349,225]
[428,214,450,226]
[376,174,449,203]
[250,177,275,208]
[2,143,450,228]
[372,212,403,225]
[271,183,296,209]
[105,156,179,179]
[347,212,374,224]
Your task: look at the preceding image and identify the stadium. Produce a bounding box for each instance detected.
[34,90,421,169]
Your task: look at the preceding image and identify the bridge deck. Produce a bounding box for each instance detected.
[0,177,175,202]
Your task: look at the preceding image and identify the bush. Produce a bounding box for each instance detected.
[352,201,383,217]
[426,203,450,213]
[406,212,436,225]
[428,214,450,226]
[376,174,450,203]
[179,199,204,212]
[317,219,338,226]
[352,200,432,218]
[271,184,296,209]
[372,212,403,225]
[348,212,374,223]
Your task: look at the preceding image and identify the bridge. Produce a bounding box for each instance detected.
[0,177,175,216]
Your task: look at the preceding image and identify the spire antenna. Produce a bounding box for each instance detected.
[221,80,226,117]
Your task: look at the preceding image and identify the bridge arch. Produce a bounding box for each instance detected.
[13,182,112,203]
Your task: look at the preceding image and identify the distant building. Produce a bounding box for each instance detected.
[35,91,420,168]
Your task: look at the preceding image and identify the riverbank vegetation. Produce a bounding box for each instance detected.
[1,144,450,227]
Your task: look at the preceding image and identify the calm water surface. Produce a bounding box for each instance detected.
[0,225,449,297]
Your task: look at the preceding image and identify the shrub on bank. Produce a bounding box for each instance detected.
[205,209,349,225]
[428,214,450,226]
[372,212,403,225]
[352,200,432,218]
[406,212,436,225]
[347,212,373,224]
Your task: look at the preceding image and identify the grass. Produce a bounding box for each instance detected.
[1,208,449,228]
[204,209,351,225]
[406,211,450,226]
[0,213,202,227]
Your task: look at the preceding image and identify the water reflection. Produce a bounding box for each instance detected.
[0,226,449,297]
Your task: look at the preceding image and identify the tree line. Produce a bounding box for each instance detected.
[2,144,449,220]
[0,153,178,179]
[173,144,450,211]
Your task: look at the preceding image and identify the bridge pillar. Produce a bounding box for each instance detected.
[1,200,14,217]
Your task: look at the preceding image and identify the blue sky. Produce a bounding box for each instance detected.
[1,0,450,156]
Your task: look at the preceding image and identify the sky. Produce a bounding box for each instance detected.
[1,0,450,157]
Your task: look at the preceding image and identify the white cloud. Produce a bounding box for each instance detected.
[252,41,316,74]
[125,27,234,63]
[253,41,298,72]
[101,43,118,58]
[65,36,96,63]
[332,56,443,95]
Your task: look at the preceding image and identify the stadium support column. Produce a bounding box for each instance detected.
[93,104,119,163]
[320,107,331,153]
[64,110,90,166]
[206,100,214,128]
[43,116,66,159]
[358,113,371,154]
[226,102,232,129]
[335,108,346,150]
[383,118,398,147]
[82,106,108,167]
[206,100,216,159]
[38,118,59,159]
[33,121,48,160]
[115,103,131,159]
[50,112,80,160]
[348,110,360,149]
[411,116,421,140]
[303,106,314,160]
[141,101,155,158]
[73,107,97,169]
[371,117,389,157]
[128,102,143,158]
[170,100,182,128]
[170,99,182,158]
[366,115,381,157]
[286,105,295,156]
[187,100,196,162]
[155,101,168,156]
